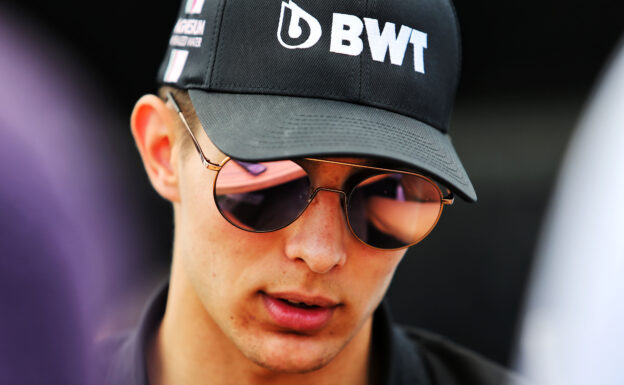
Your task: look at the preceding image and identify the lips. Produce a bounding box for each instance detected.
[262,292,339,331]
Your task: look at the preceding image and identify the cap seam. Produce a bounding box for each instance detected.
[266,116,468,184]
[210,82,359,100]
[209,0,233,88]
[447,0,462,125]
[359,97,444,131]
[254,134,467,185]
[358,0,368,101]
[360,0,375,108]
[274,122,447,161]
[204,0,227,88]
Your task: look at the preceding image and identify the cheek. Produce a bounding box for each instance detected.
[349,249,405,309]
[176,165,233,294]
[176,164,284,297]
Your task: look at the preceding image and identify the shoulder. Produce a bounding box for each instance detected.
[399,326,528,385]
[95,282,168,385]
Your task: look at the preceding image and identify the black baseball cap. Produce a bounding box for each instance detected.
[157,0,476,201]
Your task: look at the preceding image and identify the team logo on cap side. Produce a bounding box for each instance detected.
[185,0,205,15]
[163,49,189,83]
[277,0,322,49]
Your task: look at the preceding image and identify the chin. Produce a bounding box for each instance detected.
[241,333,340,374]
[250,352,331,374]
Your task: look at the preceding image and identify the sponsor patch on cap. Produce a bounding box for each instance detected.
[163,49,189,83]
[185,0,205,15]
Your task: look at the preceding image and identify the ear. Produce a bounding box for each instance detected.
[131,94,181,203]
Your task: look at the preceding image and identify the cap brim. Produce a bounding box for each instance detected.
[189,90,477,202]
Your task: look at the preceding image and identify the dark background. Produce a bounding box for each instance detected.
[5,0,622,367]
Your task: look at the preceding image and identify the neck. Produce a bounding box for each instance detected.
[147,254,373,385]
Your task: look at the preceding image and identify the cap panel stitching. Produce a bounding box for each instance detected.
[445,0,462,129]
[261,119,468,184]
[205,0,228,88]
[358,0,369,101]
[209,83,359,100]
[211,0,236,88]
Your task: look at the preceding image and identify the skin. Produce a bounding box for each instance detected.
[131,94,408,385]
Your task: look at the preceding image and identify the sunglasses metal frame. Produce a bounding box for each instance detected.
[166,92,454,250]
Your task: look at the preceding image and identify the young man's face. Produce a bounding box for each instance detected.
[170,123,407,373]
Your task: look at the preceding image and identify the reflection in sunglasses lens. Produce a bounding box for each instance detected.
[347,174,442,249]
[215,160,310,231]
[214,160,442,249]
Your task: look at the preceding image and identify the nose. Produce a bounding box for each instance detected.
[284,190,348,274]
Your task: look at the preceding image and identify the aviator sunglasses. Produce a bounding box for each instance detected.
[167,92,454,250]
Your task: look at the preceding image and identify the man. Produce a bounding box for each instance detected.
[104,0,521,384]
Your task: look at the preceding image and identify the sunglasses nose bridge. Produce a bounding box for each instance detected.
[307,187,349,226]
[308,187,349,215]
[308,187,347,201]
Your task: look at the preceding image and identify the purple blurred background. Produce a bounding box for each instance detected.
[0,7,163,383]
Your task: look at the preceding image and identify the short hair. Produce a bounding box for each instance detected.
[157,86,200,154]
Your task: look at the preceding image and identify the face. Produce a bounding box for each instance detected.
[172,132,407,373]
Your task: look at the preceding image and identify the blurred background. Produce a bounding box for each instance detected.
[0,0,622,376]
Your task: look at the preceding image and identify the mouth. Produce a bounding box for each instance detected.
[261,291,339,332]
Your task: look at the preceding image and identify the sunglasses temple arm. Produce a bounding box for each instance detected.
[166,92,221,171]
[442,192,455,205]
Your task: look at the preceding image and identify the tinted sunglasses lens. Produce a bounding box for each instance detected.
[347,173,442,249]
[214,160,310,231]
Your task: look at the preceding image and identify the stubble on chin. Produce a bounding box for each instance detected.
[238,337,337,375]
[228,316,371,377]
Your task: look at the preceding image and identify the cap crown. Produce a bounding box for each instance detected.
[159,0,461,133]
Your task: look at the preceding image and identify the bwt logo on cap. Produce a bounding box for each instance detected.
[277,0,429,74]
[278,0,322,49]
